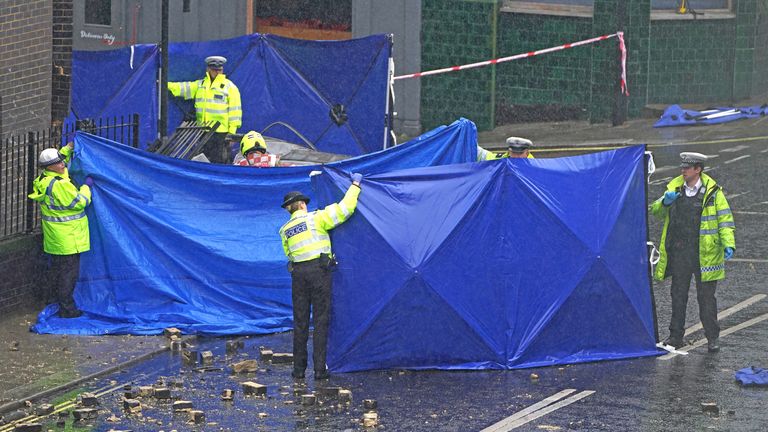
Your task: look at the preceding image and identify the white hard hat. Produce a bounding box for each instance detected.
[38,148,63,167]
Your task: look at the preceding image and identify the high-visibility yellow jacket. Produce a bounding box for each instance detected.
[477,146,534,161]
[650,173,735,281]
[279,185,361,263]
[168,73,242,134]
[28,146,92,255]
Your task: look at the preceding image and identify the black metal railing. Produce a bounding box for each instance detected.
[1,114,139,240]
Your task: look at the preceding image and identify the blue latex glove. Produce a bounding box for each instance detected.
[84,177,94,187]
[662,191,680,206]
[724,247,734,260]
[351,173,363,184]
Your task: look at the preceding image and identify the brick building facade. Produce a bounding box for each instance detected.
[0,0,53,138]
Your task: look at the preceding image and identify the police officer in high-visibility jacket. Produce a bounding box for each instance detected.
[279,172,363,380]
[28,143,93,318]
[651,152,735,353]
[477,136,535,161]
[168,55,242,164]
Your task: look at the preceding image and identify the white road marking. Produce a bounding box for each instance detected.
[484,389,577,432]
[501,391,596,430]
[731,258,768,263]
[760,148,768,153]
[650,176,672,185]
[724,155,751,164]
[684,294,766,336]
[727,191,750,199]
[719,145,751,153]
[734,210,768,216]
[653,166,679,174]
[660,312,768,360]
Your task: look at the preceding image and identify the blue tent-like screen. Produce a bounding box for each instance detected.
[32,119,478,335]
[69,33,392,155]
[312,145,659,371]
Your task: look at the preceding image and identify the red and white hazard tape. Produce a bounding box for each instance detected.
[394,31,629,96]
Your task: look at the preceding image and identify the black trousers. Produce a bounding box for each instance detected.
[202,132,229,164]
[291,259,332,373]
[50,253,81,316]
[668,250,719,341]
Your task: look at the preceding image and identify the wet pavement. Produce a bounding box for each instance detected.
[2,114,768,431]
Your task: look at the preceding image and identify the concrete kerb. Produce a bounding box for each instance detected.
[0,335,196,417]
[476,116,768,153]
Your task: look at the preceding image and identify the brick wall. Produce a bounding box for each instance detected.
[0,235,45,315]
[0,0,52,138]
[420,0,497,131]
[751,7,768,97]
[496,12,592,124]
[420,0,649,130]
[52,0,73,123]
[420,1,764,129]
[647,19,736,104]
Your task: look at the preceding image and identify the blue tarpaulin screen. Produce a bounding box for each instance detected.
[313,145,659,371]
[654,104,768,127]
[32,119,478,335]
[69,33,392,155]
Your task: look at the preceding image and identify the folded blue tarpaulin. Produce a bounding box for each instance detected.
[654,104,768,127]
[69,33,392,155]
[313,145,659,371]
[32,119,478,335]
[735,367,768,386]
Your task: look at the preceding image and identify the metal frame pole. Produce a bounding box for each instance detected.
[159,0,169,139]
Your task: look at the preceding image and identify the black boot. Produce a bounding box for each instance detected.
[707,337,720,353]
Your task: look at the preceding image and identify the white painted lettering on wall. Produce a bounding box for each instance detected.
[80,30,116,45]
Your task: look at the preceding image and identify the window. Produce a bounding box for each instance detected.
[652,0,730,9]
[501,1,594,18]
[85,0,112,26]
[651,0,733,20]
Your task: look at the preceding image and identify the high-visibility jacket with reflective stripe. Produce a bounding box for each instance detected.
[650,173,735,281]
[168,73,242,134]
[28,148,92,255]
[279,185,361,263]
[477,146,534,161]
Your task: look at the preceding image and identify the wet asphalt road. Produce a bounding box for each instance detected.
[12,139,768,432]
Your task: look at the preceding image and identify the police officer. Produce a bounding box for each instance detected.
[28,143,93,318]
[651,152,735,352]
[477,136,534,161]
[168,55,242,164]
[279,172,363,380]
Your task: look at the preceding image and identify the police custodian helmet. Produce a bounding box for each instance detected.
[281,191,310,208]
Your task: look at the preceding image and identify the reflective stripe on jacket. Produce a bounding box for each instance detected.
[279,185,361,263]
[650,173,735,281]
[168,73,242,134]
[477,146,534,161]
[28,166,92,255]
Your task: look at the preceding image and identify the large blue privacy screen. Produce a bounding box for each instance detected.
[33,129,659,370]
[69,33,392,155]
[314,145,658,371]
[32,119,478,335]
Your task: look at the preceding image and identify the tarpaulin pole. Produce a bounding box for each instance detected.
[644,146,660,343]
[383,34,394,149]
[159,0,169,139]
